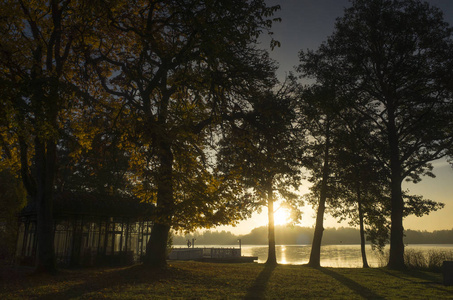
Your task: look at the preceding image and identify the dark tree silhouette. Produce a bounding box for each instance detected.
[331,127,389,268]
[299,0,453,269]
[297,85,344,267]
[0,0,92,273]
[85,0,281,267]
[218,81,303,266]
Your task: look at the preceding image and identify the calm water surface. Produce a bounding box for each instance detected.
[176,244,453,267]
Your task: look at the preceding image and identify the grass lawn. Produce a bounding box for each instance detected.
[1,261,453,299]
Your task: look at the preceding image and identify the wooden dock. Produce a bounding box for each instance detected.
[199,256,258,263]
[168,247,257,263]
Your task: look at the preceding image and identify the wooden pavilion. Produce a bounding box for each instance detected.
[15,192,154,267]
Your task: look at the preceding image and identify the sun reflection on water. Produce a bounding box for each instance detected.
[242,244,387,267]
[279,245,287,264]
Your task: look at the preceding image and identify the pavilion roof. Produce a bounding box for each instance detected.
[20,191,155,220]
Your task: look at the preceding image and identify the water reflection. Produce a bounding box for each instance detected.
[240,244,453,267]
[241,245,376,267]
[280,245,287,264]
[175,244,453,267]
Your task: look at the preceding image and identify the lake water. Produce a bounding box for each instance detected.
[175,244,453,267]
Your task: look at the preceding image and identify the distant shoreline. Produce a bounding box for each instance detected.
[167,244,453,267]
[173,225,453,245]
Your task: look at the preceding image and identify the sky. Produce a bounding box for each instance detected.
[215,0,453,235]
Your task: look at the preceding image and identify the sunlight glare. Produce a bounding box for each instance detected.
[273,207,291,226]
[280,245,287,264]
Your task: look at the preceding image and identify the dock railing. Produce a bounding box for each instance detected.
[203,248,241,258]
[168,248,203,260]
[169,247,241,260]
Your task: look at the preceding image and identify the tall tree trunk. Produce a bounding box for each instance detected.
[387,106,405,270]
[34,138,57,274]
[29,48,57,273]
[357,189,369,268]
[266,182,277,265]
[308,193,326,268]
[144,223,171,267]
[388,177,405,269]
[144,138,173,268]
[308,125,330,268]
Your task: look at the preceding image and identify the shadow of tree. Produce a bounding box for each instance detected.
[379,268,440,283]
[378,269,453,296]
[37,264,189,299]
[318,267,385,299]
[244,264,276,299]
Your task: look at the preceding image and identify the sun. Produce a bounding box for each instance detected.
[273,207,291,226]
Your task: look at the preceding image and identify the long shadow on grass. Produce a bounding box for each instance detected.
[36,264,187,300]
[379,269,453,296]
[318,267,385,299]
[244,264,276,299]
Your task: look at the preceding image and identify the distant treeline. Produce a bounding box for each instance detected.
[173,226,453,246]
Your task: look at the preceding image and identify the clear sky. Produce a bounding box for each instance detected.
[216,0,453,235]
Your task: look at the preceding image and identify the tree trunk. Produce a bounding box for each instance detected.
[34,138,57,274]
[357,190,369,268]
[308,125,330,268]
[308,194,326,268]
[388,178,405,269]
[29,53,57,273]
[144,223,171,267]
[144,138,173,268]
[266,182,277,265]
[387,106,405,270]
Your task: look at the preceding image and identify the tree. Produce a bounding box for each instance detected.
[0,0,92,273]
[298,84,345,268]
[218,81,303,265]
[56,105,133,196]
[299,0,453,269]
[85,0,281,267]
[330,127,390,267]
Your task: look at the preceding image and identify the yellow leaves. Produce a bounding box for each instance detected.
[81,33,103,51]
[63,106,101,162]
[0,144,22,172]
[0,107,28,172]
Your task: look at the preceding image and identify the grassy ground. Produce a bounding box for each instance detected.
[1,261,453,299]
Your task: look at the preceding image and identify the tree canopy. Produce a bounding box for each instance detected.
[2,0,453,273]
[298,0,453,269]
[0,0,95,273]
[218,80,303,265]
[0,0,282,270]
